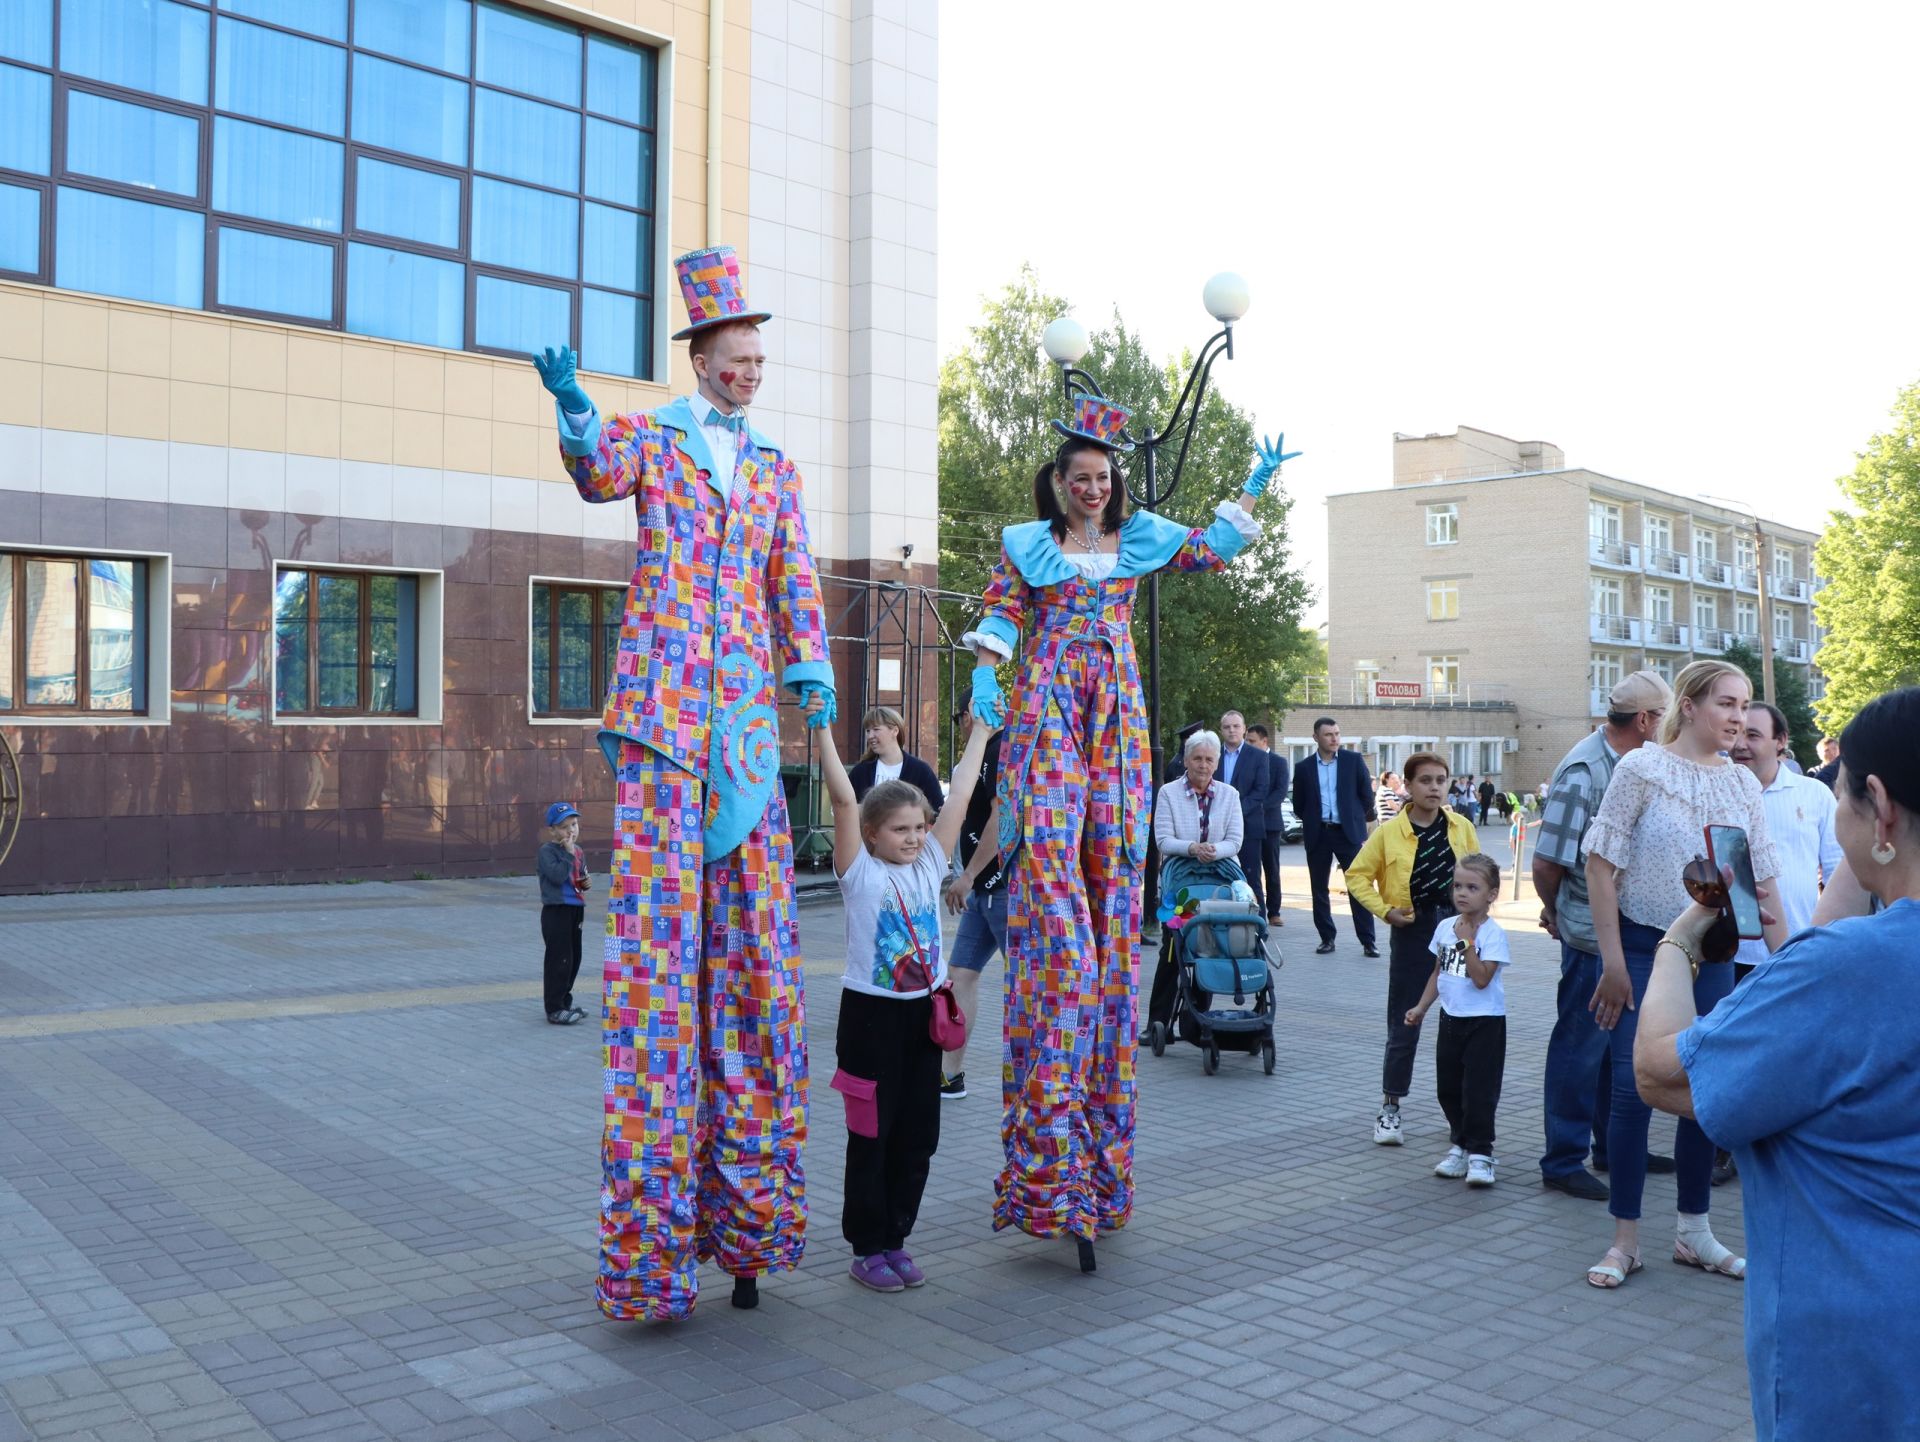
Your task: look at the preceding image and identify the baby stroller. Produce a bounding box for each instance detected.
[1147,856,1279,1075]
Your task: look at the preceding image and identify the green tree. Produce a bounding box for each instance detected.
[1722,640,1819,770]
[1813,381,1920,731]
[938,268,1316,752]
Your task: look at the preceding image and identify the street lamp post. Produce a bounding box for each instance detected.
[1041,273,1250,922]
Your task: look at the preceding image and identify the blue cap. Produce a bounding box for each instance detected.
[545,802,580,826]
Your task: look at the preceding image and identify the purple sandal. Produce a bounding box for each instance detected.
[849,1255,905,1293]
[882,1250,925,1287]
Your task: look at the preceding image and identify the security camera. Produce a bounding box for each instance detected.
[901,543,915,560]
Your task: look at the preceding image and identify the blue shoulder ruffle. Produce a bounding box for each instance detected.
[1115,509,1198,577]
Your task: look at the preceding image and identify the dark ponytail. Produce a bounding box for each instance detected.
[1032,437,1130,538]
[1838,686,1920,814]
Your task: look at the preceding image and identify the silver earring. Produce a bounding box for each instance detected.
[1872,840,1898,866]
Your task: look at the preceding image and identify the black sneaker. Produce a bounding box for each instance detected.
[1542,1169,1610,1201]
[1712,1149,1737,1186]
[547,1010,579,1026]
[940,1072,967,1100]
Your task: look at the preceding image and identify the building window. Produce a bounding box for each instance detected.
[1774,608,1792,643]
[1590,576,1623,616]
[1590,652,1624,710]
[1736,599,1758,637]
[1588,501,1622,545]
[1693,530,1718,565]
[0,552,148,714]
[1424,655,1460,697]
[1736,535,1757,571]
[1645,585,1673,625]
[1644,514,1672,553]
[0,0,659,379]
[1424,504,1458,546]
[1353,659,1380,701]
[1425,580,1459,621]
[1478,739,1504,777]
[273,567,419,716]
[1648,655,1676,683]
[1448,740,1474,778]
[1773,549,1795,582]
[530,581,623,717]
[1693,595,1717,632]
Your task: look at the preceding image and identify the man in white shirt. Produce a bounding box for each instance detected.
[1719,700,1842,1184]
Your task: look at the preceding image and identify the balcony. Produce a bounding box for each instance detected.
[1644,546,1692,581]
[1735,567,1760,593]
[1590,612,1643,645]
[1589,537,1642,571]
[1694,558,1734,588]
[1589,688,1610,717]
[1780,636,1812,665]
[1693,628,1731,656]
[1773,575,1812,604]
[1732,631,1762,653]
[1645,621,1691,651]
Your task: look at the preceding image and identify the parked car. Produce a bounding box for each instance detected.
[1276,797,1304,844]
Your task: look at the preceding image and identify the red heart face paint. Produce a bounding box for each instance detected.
[718,370,737,387]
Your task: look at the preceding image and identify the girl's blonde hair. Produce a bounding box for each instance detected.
[859,705,905,762]
[859,780,934,843]
[1658,659,1750,745]
[1455,852,1501,896]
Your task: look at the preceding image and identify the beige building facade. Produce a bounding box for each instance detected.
[0,0,939,891]
[1280,425,1824,792]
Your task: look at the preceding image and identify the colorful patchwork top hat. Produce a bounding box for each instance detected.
[1051,393,1135,453]
[671,244,774,340]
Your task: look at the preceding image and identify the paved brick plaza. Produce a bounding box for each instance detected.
[0,845,1755,1441]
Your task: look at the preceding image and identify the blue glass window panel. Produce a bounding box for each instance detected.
[355,0,468,74]
[66,91,201,199]
[315,572,359,708]
[218,227,334,320]
[346,241,461,348]
[215,19,346,134]
[55,187,203,308]
[582,204,641,292]
[213,117,342,229]
[0,0,53,66]
[584,119,651,210]
[353,156,458,249]
[475,2,578,105]
[471,177,575,279]
[351,53,467,165]
[586,35,649,125]
[60,0,209,104]
[23,558,79,706]
[273,569,309,712]
[0,64,51,175]
[0,184,38,274]
[581,289,646,379]
[367,573,417,712]
[475,273,568,356]
[474,89,577,189]
[218,0,345,41]
[86,558,145,712]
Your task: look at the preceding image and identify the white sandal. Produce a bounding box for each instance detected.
[1585,1246,1642,1289]
[1674,1236,1746,1279]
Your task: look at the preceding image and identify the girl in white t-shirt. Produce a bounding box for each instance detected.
[815,701,993,1294]
[1404,854,1511,1187]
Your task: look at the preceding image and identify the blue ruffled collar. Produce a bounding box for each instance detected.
[1001,510,1193,587]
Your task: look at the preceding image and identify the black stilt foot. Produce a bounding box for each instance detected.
[731,1276,759,1310]
[1076,1239,1096,1274]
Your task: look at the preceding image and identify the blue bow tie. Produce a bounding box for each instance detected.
[707,407,746,433]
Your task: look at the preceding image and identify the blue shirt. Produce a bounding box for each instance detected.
[1677,899,1920,1441]
[1220,744,1245,788]
[1316,753,1340,823]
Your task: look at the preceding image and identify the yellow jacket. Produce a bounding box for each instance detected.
[1344,808,1480,918]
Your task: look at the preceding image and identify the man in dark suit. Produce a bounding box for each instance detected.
[1247,723,1286,926]
[1292,716,1379,956]
[1216,711,1270,911]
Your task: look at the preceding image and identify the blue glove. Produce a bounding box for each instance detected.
[969,663,1004,729]
[531,344,594,415]
[797,680,836,730]
[1244,432,1302,497]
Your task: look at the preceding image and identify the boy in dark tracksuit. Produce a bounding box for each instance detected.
[537,802,590,1025]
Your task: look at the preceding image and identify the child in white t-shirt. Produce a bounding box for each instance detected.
[1404,854,1511,1187]
[814,699,993,1294]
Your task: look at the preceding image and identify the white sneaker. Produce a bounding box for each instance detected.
[1373,1104,1403,1146]
[1466,1154,1497,1187]
[1433,1146,1468,1179]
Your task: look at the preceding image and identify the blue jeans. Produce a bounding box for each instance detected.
[1606,919,1736,1221]
[948,889,1007,972]
[1539,944,1613,1179]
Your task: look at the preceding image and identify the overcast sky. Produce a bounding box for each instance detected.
[936,1,1920,622]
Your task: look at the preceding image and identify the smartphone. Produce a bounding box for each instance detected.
[1705,825,1764,940]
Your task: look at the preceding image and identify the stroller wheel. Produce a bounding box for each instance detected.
[1201,1042,1219,1076]
[1149,1021,1166,1058]
[1261,1039,1276,1075]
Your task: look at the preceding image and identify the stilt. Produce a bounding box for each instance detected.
[1076,1239,1096,1274]
[731,1276,759,1310]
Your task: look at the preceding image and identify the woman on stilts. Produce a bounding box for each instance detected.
[964,395,1293,1270]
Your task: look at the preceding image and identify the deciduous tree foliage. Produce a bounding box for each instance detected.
[938,268,1316,753]
[1813,382,1920,731]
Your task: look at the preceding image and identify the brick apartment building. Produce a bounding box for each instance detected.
[1276,425,1825,793]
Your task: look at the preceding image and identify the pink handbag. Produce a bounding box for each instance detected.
[891,880,968,1050]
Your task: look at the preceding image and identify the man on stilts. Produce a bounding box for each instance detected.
[532,245,836,1320]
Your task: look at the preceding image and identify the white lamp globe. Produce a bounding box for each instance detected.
[1041,316,1090,366]
[1203,272,1251,323]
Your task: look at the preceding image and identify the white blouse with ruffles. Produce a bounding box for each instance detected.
[1583,743,1780,930]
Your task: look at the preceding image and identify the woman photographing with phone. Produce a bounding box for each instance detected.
[1631,686,1920,1441]
[1581,659,1786,1289]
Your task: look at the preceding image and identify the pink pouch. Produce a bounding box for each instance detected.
[831,1070,879,1138]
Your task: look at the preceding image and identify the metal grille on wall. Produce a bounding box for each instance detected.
[784,572,980,884]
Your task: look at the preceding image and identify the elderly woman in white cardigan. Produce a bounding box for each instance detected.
[1143,730,1245,1035]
